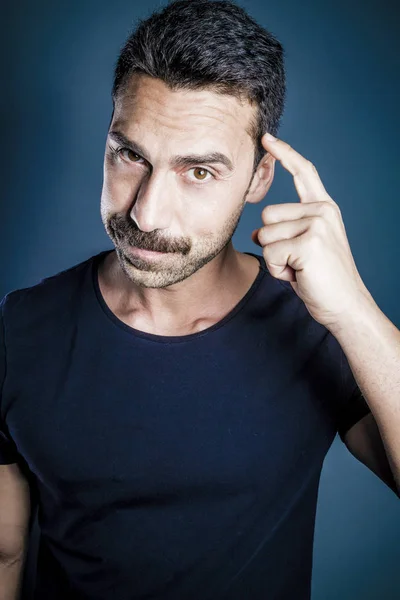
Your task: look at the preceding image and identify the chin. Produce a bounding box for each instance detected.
[116,250,190,289]
[124,268,192,289]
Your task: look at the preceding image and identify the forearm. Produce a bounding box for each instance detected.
[0,552,27,600]
[329,292,400,493]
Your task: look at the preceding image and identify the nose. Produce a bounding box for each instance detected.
[130,171,173,233]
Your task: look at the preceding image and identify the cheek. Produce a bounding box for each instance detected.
[102,167,141,210]
[102,164,238,236]
[187,207,230,243]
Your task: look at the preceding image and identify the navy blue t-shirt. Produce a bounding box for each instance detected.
[0,249,371,599]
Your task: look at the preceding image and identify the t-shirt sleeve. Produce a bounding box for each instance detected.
[336,344,371,443]
[0,295,20,464]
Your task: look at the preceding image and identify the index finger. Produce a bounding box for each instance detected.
[262,133,331,204]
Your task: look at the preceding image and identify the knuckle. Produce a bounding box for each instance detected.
[262,204,274,221]
[318,201,335,216]
[307,160,317,173]
[332,201,342,215]
[310,215,326,233]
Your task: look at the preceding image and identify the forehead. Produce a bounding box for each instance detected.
[113,74,256,149]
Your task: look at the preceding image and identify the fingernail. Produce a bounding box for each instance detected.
[264,133,277,142]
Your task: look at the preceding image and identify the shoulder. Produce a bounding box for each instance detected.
[1,250,107,330]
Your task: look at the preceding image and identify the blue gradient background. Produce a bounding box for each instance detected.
[2,1,399,598]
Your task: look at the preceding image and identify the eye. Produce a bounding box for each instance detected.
[188,167,213,183]
[114,147,144,164]
[110,146,214,183]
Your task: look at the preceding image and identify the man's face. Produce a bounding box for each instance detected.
[101,73,259,289]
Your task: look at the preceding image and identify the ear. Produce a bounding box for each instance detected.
[244,152,276,205]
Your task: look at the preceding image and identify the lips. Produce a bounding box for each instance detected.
[129,246,168,258]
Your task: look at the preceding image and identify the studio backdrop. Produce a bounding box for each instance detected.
[1,1,399,598]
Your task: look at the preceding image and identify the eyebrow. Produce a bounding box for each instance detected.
[108,130,234,172]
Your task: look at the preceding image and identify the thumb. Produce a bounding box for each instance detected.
[251,228,262,247]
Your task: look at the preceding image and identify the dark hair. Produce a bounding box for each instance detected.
[111,0,286,174]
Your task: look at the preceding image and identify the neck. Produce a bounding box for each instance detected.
[98,244,260,335]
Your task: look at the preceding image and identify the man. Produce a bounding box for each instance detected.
[1,0,399,599]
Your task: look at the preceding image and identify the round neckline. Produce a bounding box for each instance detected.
[91,249,266,343]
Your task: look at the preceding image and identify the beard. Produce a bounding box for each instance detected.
[101,187,250,289]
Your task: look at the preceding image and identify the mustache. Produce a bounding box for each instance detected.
[108,214,191,255]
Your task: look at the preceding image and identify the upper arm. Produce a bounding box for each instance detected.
[0,462,31,562]
[343,412,399,498]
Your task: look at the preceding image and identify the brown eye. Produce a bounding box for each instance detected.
[125,150,141,162]
[114,147,143,163]
[193,168,208,180]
